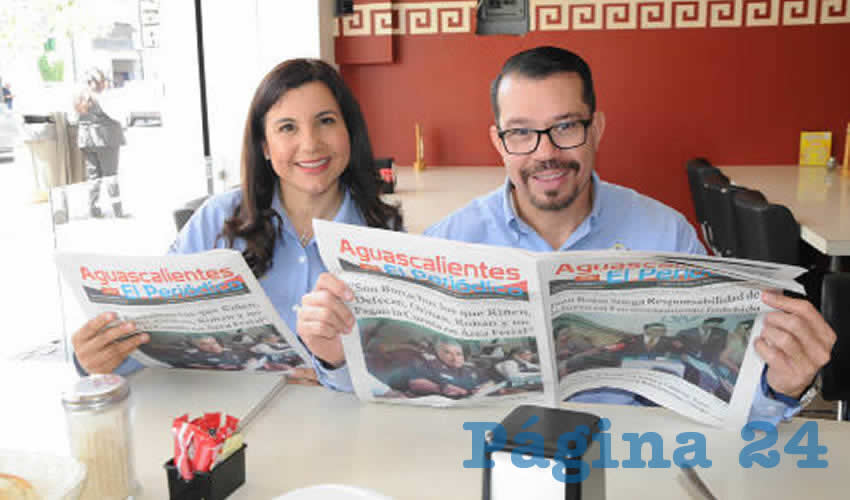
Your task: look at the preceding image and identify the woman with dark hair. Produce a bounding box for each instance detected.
[220,58,401,277]
[71,59,402,385]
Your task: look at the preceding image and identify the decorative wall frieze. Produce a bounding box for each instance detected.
[334,0,849,37]
[532,0,849,31]
[336,2,476,37]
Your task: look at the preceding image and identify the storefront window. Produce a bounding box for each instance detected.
[1,0,207,359]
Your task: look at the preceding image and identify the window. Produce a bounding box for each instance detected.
[476,0,529,35]
[1,0,208,361]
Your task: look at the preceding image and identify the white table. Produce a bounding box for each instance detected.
[2,361,848,499]
[719,165,850,270]
[386,166,505,234]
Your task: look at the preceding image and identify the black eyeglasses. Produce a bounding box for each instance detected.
[497,118,593,155]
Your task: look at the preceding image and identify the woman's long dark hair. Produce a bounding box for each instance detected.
[220,59,402,277]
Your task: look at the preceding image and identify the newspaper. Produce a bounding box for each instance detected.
[55,250,311,373]
[315,220,806,429]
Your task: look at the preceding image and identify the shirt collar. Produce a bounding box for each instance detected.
[500,178,525,235]
[500,170,603,238]
[587,171,603,222]
[272,185,361,240]
[336,188,364,225]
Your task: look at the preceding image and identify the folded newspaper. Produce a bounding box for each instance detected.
[55,250,310,373]
[314,220,807,429]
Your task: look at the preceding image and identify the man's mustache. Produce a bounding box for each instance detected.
[525,160,580,176]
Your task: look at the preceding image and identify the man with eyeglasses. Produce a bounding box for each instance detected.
[422,46,834,423]
[425,46,702,254]
[298,46,834,425]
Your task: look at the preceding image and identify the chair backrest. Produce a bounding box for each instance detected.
[686,159,732,253]
[374,157,393,171]
[686,158,728,228]
[374,157,395,193]
[704,181,767,258]
[733,189,799,265]
[821,273,850,402]
[701,173,736,256]
[173,195,210,232]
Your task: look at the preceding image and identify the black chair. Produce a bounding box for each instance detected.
[374,157,396,194]
[686,158,729,248]
[820,272,850,421]
[701,173,734,256]
[173,195,210,231]
[733,190,799,265]
[734,189,825,306]
[703,178,766,258]
[686,159,710,224]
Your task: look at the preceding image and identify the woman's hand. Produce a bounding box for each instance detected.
[71,312,149,374]
[297,273,356,368]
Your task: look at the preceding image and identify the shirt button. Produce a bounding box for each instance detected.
[298,256,307,264]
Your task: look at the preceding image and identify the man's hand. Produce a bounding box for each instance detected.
[758,292,836,399]
[442,384,469,397]
[408,377,441,395]
[72,312,149,374]
[286,367,320,386]
[297,273,356,368]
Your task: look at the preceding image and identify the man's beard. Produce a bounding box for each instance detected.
[519,159,587,211]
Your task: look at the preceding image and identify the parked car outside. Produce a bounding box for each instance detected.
[105,80,163,127]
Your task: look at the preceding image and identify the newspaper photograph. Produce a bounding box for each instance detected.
[315,221,806,428]
[55,249,310,372]
[539,251,798,429]
[552,311,756,404]
[361,318,544,401]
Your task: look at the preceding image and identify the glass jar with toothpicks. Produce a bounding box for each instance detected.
[62,374,138,500]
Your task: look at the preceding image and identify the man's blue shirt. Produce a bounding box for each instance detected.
[423,173,799,424]
[425,173,705,254]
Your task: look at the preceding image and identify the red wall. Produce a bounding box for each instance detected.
[339,20,850,224]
